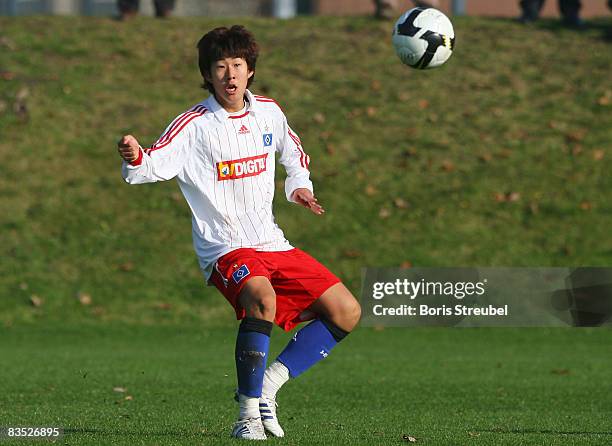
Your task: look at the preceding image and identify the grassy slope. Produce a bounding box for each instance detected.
[1,325,611,445]
[0,15,611,324]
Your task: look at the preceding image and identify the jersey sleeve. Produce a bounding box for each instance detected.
[122,107,205,184]
[276,115,313,202]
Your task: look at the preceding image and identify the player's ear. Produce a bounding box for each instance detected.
[247,70,254,79]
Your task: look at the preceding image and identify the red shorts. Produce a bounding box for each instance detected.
[210,248,341,331]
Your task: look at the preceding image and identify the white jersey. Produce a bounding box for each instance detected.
[122,89,313,279]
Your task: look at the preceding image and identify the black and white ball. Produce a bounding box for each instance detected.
[392,8,455,69]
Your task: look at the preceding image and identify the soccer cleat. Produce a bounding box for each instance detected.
[230,417,267,440]
[259,395,284,437]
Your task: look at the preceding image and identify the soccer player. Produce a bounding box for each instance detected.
[117,25,361,440]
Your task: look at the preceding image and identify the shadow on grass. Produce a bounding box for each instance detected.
[477,428,612,436]
[535,18,612,43]
[485,16,612,43]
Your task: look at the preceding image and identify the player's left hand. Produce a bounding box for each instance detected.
[292,188,325,215]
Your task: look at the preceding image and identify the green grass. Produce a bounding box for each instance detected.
[1,15,611,324]
[1,14,611,446]
[1,325,611,445]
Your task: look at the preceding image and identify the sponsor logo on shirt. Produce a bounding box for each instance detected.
[216,153,268,181]
[263,133,273,147]
[232,264,250,284]
[238,124,250,135]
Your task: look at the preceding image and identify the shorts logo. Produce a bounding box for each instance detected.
[263,133,273,147]
[217,153,268,181]
[232,264,250,284]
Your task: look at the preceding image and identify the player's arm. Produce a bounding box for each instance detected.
[277,118,324,215]
[118,119,195,185]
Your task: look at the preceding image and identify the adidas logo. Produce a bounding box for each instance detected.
[238,125,250,135]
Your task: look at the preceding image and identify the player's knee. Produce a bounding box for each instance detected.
[239,277,277,320]
[328,295,361,333]
[244,292,276,320]
[257,293,276,316]
[344,298,361,331]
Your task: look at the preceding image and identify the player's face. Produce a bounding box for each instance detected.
[207,57,254,113]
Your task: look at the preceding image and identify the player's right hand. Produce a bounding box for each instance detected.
[117,134,141,163]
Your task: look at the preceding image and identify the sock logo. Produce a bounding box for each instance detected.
[238,350,266,374]
[238,350,266,361]
[319,349,328,358]
[232,264,250,284]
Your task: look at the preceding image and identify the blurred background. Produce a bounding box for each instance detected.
[0,0,611,325]
[1,0,610,17]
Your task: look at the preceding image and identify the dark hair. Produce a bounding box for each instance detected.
[197,25,259,94]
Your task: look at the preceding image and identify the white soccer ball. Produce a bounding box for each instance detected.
[392,7,455,69]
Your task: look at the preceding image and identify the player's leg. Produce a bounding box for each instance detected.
[271,283,360,379]
[153,0,174,17]
[262,281,360,387]
[559,0,582,26]
[261,282,361,436]
[232,277,276,440]
[519,0,544,22]
[307,282,361,331]
[118,0,139,20]
[238,276,276,322]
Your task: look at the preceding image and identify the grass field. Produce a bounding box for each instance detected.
[2,325,611,445]
[1,14,611,324]
[1,12,611,446]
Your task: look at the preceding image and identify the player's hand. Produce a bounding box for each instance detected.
[292,188,324,215]
[117,134,141,163]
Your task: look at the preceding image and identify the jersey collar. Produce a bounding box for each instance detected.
[206,89,259,123]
